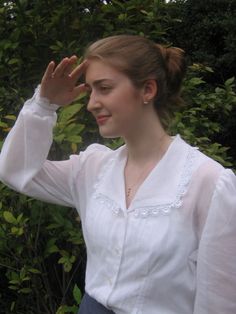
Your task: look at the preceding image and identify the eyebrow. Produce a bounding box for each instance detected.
[85,79,115,88]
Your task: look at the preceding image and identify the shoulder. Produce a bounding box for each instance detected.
[195,151,235,192]
[69,143,122,175]
[79,143,112,159]
[213,168,236,201]
[71,143,112,161]
[178,136,227,187]
[80,143,119,162]
[193,150,224,186]
[175,135,235,199]
[178,137,235,228]
[180,136,235,204]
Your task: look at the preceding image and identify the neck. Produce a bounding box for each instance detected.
[123,116,172,166]
[123,118,172,209]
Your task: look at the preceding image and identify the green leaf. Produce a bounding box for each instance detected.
[10,301,15,311]
[45,238,59,256]
[8,58,20,65]
[66,135,82,143]
[63,262,72,272]
[189,77,205,86]
[4,114,16,121]
[58,103,83,124]
[54,134,65,143]
[3,211,17,224]
[16,213,23,223]
[56,305,78,314]
[73,284,82,305]
[18,287,32,294]
[70,255,76,263]
[22,276,31,282]
[9,279,20,285]
[225,77,235,86]
[9,285,19,291]
[0,121,8,128]
[46,244,59,254]
[11,226,24,236]
[28,268,41,274]
[58,257,67,264]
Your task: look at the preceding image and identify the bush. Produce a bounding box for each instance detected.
[169,65,236,169]
[0,1,235,313]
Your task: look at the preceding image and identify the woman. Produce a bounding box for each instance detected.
[0,35,235,314]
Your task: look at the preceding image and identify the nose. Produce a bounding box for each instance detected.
[87,90,102,113]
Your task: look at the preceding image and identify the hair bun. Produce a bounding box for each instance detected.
[157,45,187,97]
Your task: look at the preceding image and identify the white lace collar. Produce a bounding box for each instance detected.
[92,135,198,217]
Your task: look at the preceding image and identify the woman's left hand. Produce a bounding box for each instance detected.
[40,55,88,106]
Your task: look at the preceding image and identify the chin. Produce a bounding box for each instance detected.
[98,128,121,139]
[100,133,121,139]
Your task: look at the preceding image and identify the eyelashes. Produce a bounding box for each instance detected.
[85,85,113,95]
[99,85,113,93]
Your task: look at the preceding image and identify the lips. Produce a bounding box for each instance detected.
[96,115,111,125]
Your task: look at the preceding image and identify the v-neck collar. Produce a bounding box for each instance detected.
[93,135,197,214]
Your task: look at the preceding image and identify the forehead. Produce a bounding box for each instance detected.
[85,59,126,83]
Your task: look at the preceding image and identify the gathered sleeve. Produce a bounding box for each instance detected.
[0,87,79,207]
[194,169,236,313]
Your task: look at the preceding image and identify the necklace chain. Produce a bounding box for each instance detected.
[126,187,132,198]
[125,134,171,201]
[125,163,154,199]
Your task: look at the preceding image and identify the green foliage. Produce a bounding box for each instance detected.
[0,106,85,313]
[166,0,236,83]
[169,65,236,169]
[56,284,82,314]
[53,98,85,157]
[0,0,236,313]
[0,186,84,313]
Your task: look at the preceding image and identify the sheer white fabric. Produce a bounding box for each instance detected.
[0,90,235,314]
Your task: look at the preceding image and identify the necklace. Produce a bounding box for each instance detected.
[125,162,155,200]
[125,133,172,203]
[126,187,132,198]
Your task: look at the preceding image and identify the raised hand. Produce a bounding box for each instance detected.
[40,56,88,106]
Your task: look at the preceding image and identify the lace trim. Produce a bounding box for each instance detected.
[92,147,198,218]
[93,193,121,216]
[133,147,198,218]
[92,157,122,214]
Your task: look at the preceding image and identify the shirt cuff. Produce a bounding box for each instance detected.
[34,85,60,112]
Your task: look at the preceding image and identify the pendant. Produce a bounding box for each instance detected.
[126,187,132,198]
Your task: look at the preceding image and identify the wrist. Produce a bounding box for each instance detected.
[35,85,60,111]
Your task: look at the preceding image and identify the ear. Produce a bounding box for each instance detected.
[142,79,157,103]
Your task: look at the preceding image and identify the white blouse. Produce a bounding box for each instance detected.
[0,89,236,314]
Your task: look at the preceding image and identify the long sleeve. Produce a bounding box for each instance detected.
[0,88,75,207]
[194,169,236,313]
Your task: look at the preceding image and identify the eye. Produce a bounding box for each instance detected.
[84,84,92,94]
[99,85,112,93]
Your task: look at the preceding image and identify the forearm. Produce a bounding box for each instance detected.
[0,86,58,192]
[0,57,87,206]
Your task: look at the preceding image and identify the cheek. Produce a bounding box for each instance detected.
[113,89,142,111]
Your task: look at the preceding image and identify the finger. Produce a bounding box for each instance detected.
[72,83,89,99]
[53,57,70,77]
[63,55,78,76]
[42,61,55,81]
[69,60,88,82]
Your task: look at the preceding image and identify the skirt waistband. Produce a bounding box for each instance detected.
[78,293,115,314]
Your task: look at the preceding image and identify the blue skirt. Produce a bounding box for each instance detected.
[78,293,115,314]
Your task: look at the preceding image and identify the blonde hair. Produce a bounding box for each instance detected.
[84,35,187,125]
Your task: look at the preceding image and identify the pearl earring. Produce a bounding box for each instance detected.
[144,100,149,105]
